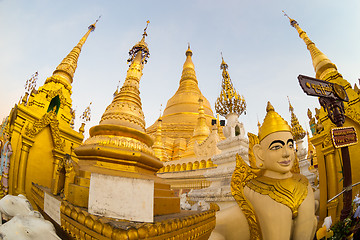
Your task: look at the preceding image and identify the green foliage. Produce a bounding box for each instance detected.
[330,217,352,240]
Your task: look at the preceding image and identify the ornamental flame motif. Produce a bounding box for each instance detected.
[24,72,38,94]
[215,57,246,117]
[80,102,92,123]
[288,98,306,141]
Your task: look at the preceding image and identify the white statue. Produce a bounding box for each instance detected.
[180,193,192,210]
[0,214,61,240]
[191,200,210,211]
[0,194,33,222]
[0,194,61,239]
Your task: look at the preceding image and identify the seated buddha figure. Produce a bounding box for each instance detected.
[210,102,317,240]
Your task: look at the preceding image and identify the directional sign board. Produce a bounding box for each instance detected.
[331,126,358,148]
[298,75,349,102]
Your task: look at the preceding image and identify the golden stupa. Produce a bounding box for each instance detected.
[146,45,217,161]
[152,49,229,196]
[286,13,360,225]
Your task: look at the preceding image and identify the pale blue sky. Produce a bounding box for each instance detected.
[1,0,359,140]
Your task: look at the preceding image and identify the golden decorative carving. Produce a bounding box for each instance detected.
[83,135,155,156]
[323,132,333,148]
[59,199,216,239]
[314,108,324,134]
[25,110,65,151]
[159,159,214,173]
[231,154,262,240]
[291,154,301,174]
[288,98,306,141]
[101,112,145,129]
[345,105,360,126]
[247,133,260,169]
[246,174,308,218]
[215,56,246,117]
[44,76,72,92]
[45,88,66,109]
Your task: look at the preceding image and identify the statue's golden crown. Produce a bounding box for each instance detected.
[258,101,291,141]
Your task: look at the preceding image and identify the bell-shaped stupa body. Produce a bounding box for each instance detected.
[147,46,216,162]
[148,46,214,140]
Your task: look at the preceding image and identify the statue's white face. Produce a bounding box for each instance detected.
[259,131,295,175]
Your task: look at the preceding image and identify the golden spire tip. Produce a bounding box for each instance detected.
[89,16,101,31]
[266,101,274,112]
[220,52,228,70]
[143,20,150,37]
[282,10,297,27]
[287,96,294,112]
[159,104,162,118]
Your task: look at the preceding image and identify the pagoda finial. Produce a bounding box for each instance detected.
[127,20,150,66]
[143,20,150,37]
[287,97,306,141]
[52,19,98,85]
[186,43,193,57]
[215,55,246,117]
[220,52,228,70]
[284,12,339,80]
[159,104,163,118]
[287,96,294,112]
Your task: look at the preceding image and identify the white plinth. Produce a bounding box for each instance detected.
[44,193,61,225]
[88,173,154,222]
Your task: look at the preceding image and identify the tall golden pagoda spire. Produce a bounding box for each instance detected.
[288,97,306,141]
[52,18,99,86]
[283,11,339,80]
[215,54,246,117]
[99,21,150,132]
[76,21,157,169]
